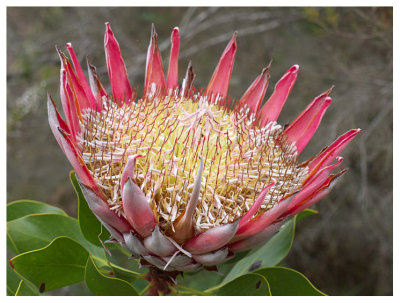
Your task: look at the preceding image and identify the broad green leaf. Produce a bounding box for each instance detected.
[8,260,39,296]
[210,273,271,296]
[11,237,89,292]
[100,246,148,292]
[7,200,67,221]
[106,246,147,274]
[295,208,317,221]
[177,269,224,292]
[110,264,141,283]
[7,213,105,259]
[85,255,139,296]
[7,234,18,255]
[15,280,40,296]
[221,209,317,284]
[7,200,69,255]
[255,267,326,296]
[70,171,110,246]
[7,261,22,296]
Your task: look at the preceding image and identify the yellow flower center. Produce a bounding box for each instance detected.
[80,94,308,232]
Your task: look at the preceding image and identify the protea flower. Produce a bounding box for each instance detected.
[47,22,360,292]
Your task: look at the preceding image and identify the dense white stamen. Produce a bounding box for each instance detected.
[80,95,308,231]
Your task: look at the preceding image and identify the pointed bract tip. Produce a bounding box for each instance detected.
[66,42,72,48]
[55,45,63,58]
[105,22,112,37]
[121,154,144,189]
[325,85,335,96]
[261,65,271,78]
[325,96,333,105]
[47,93,54,103]
[56,47,68,64]
[47,94,58,112]
[336,156,344,163]
[332,169,348,181]
[232,32,238,46]
[345,128,362,138]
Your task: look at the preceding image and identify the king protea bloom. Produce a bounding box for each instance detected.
[48,23,360,273]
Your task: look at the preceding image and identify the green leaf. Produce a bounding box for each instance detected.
[7,200,67,221]
[106,245,148,274]
[296,208,318,221]
[15,280,40,296]
[7,261,22,296]
[7,213,105,259]
[10,237,89,292]
[70,171,110,246]
[6,200,68,255]
[177,269,224,292]
[210,273,271,296]
[110,264,141,283]
[255,267,326,296]
[85,255,139,296]
[221,209,317,285]
[8,261,39,296]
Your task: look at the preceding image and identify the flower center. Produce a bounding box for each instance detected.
[79,94,308,232]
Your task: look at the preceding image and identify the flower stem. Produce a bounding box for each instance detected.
[144,266,179,296]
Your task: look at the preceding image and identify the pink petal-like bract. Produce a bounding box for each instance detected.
[144,24,166,96]
[236,66,270,114]
[59,68,80,142]
[283,90,332,154]
[256,65,299,127]
[238,179,276,228]
[166,27,180,91]
[307,128,361,177]
[47,94,69,135]
[183,221,239,254]
[60,50,92,112]
[78,181,132,233]
[57,127,101,197]
[87,58,108,103]
[206,33,237,100]
[286,170,347,216]
[66,43,100,111]
[234,193,293,241]
[120,154,144,193]
[104,22,132,105]
[122,178,157,238]
[287,157,344,212]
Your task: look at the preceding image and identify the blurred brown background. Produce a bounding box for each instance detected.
[7,7,393,295]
